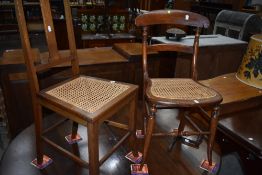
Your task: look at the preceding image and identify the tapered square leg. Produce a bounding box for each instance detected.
[88,123,99,175]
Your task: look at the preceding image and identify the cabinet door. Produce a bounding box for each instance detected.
[0,65,34,138]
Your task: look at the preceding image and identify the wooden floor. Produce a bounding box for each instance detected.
[0,106,227,175]
[0,110,223,174]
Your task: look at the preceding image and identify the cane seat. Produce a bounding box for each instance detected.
[149,78,219,103]
[45,76,130,114]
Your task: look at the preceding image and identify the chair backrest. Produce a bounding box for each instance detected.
[135,10,209,82]
[14,0,79,94]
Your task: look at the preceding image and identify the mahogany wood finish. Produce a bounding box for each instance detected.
[14,1,138,175]
[201,73,262,175]
[135,10,223,168]
[82,37,136,48]
[201,73,262,153]
[200,73,262,116]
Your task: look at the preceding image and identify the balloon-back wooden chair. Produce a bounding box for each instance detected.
[135,10,223,169]
[14,0,138,174]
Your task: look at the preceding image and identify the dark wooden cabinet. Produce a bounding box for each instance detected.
[69,0,139,48]
[82,34,136,48]
[152,35,248,80]
[0,0,136,48]
[0,64,34,138]
[0,1,43,34]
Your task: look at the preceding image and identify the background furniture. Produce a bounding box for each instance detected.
[152,34,248,80]
[76,0,139,48]
[0,1,40,34]
[190,1,233,30]
[201,73,262,175]
[0,0,139,48]
[0,37,248,138]
[213,10,262,41]
[0,43,172,138]
[251,0,262,11]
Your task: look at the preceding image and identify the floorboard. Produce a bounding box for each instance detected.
[0,107,225,175]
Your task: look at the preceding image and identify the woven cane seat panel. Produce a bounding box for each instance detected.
[46,77,130,113]
[150,78,217,100]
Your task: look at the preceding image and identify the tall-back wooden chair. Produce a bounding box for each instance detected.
[14,0,138,174]
[135,10,223,169]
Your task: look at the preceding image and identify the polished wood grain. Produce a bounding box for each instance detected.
[191,69,262,175]
[219,107,262,158]
[201,73,262,174]
[200,73,262,115]
[1,48,128,67]
[135,10,210,28]
[1,48,40,64]
[40,0,60,61]
[112,43,158,61]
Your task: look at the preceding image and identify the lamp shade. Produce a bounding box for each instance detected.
[236,34,262,89]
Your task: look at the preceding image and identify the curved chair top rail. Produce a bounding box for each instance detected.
[135,9,210,28]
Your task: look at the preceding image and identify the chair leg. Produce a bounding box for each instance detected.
[71,121,80,156]
[34,102,44,164]
[207,106,220,165]
[88,122,99,175]
[71,121,79,138]
[128,95,139,156]
[65,121,81,144]
[169,110,186,151]
[140,104,156,168]
[142,99,147,135]
[178,110,188,135]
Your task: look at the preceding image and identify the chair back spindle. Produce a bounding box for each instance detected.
[63,0,79,75]
[15,0,40,92]
[191,27,201,80]
[39,0,59,60]
[15,0,80,93]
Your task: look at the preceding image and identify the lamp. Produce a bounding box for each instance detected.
[236,34,262,89]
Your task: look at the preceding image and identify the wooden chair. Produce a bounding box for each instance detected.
[14,1,138,175]
[135,10,223,169]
